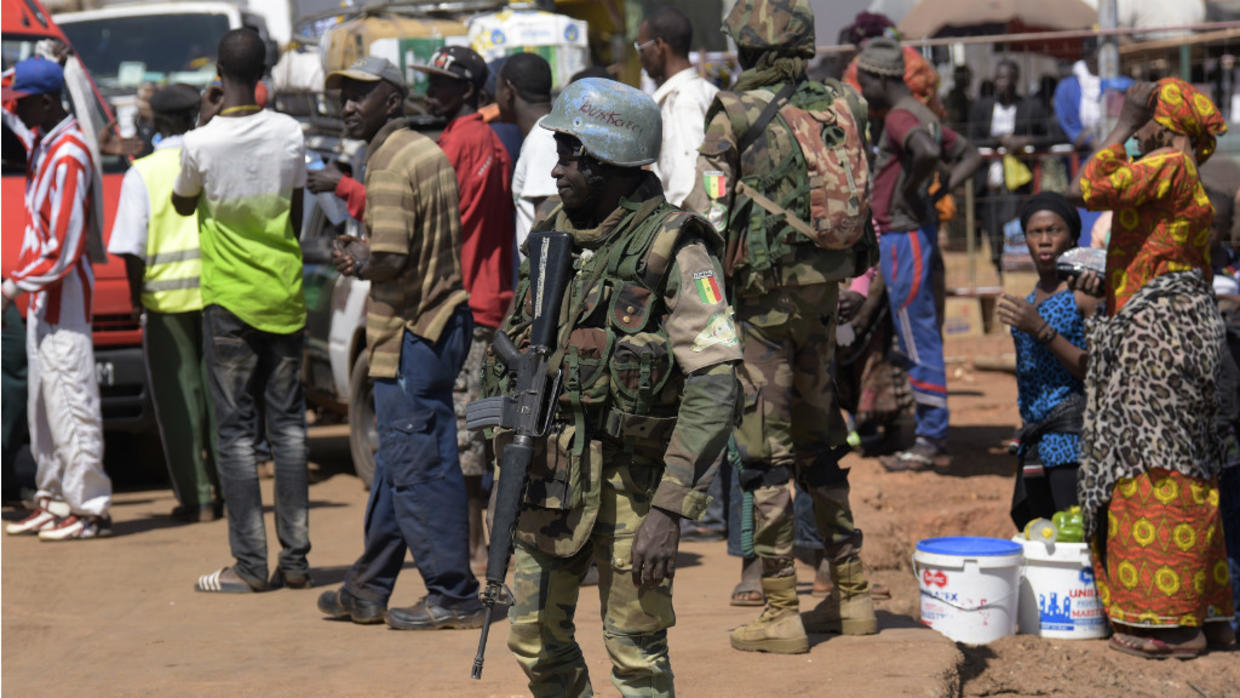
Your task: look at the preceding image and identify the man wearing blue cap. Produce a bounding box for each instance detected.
[1,56,113,540]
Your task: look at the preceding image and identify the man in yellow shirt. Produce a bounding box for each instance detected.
[109,84,220,523]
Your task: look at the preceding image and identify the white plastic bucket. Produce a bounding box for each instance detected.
[1013,536,1107,639]
[913,537,1022,645]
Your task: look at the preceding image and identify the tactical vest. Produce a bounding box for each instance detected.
[133,147,203,313]
[714,79,878,299]
[492,195,716,517]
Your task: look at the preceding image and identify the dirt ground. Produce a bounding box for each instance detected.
[3,334,1238,697]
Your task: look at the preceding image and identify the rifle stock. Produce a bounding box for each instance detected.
[468,231,573,679]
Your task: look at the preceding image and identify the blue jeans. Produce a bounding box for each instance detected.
[202,305,309,589]
[793,480,824,552]
[880,226,949,441]
[344,309,480,611]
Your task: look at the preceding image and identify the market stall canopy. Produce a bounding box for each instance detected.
[898,0,1098,39]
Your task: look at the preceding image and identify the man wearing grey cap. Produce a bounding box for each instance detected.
[109,84,221,524]
[315,56,483,630]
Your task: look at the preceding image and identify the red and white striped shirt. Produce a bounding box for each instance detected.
[2,115,95,326]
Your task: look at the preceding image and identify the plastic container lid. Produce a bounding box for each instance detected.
[916,536,1023,557]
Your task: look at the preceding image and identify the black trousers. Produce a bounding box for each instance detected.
[1010,462,1080,529]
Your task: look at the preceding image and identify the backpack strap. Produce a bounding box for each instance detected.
[736,80,799,154]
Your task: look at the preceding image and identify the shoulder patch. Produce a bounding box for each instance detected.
[692,269,723,304]
[692,312,739,353]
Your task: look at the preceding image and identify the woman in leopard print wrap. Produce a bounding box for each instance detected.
[1069,79,1233,658]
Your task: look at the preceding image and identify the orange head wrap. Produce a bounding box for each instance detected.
[1152,78,1227,164]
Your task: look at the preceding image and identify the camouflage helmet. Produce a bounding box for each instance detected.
[723,0,816,58]
[540,77,661,167]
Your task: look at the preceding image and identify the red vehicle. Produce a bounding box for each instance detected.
[2,0,153,433]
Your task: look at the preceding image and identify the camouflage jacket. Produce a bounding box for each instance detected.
[684,78,878,300]
[494,173,742,556]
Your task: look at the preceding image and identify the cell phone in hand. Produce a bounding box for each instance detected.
[1054,247,1105,282]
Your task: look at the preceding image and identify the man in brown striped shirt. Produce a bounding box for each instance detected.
[316,57,483,630]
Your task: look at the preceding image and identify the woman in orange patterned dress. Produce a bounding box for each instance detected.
[1068,79,1234,658]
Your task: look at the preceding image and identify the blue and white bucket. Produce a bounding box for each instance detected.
[1013,536,1107,639]
[913,537,1022,644]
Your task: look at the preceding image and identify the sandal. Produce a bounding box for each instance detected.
[195,566,262,594]
[1108,630,1205,660]
[270,568,313,590]
[730,584,765,606]
[730,556,765,606]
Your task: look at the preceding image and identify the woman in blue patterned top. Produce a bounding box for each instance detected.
[997,192,1101,527]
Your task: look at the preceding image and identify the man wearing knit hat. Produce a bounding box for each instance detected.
[855,38,981,472]
[683,0,881,655]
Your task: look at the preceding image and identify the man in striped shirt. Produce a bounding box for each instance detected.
[1,56,112,540]
[316,57,482,630]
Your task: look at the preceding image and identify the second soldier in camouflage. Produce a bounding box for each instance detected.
[683,0,881,654]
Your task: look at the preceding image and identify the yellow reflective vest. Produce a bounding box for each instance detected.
[134,146,202,313]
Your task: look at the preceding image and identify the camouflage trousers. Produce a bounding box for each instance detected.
[452,324,494,477]
[508,458,676,698]
[733,283,840,471]
[752,479,863,578]
[734,283,861,577]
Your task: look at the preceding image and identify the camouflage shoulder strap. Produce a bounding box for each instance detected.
[737,81,798,154]
[632,210,720,290]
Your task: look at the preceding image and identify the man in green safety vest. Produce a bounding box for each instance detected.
[109,83,220,523]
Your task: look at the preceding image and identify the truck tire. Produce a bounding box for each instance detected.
[348,351,377,489]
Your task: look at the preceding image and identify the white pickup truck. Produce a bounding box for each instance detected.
[299,133,376,487]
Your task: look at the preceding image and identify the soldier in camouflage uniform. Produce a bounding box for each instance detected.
[683,0,879,654]
[494,78,741,697]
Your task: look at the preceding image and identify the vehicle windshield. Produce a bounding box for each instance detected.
[2,35,122,174]
[2,38,37,69]
[59,13,231,90]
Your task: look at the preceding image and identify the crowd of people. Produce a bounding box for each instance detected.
[2,0,1238,691]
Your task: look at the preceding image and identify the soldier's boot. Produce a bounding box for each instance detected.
[729,576,809,654]
[801,556,877,635]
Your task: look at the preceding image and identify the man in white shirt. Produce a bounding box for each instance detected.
[171,28,311,594]
[637,7,718,207]
[496,53,556,255]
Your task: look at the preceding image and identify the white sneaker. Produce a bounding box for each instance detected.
[5,506,60,535]
[37,514,112,541]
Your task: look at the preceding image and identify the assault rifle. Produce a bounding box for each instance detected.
[465,231,574,679]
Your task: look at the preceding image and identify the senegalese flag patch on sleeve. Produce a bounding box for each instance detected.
[703,170,727,199]
[694,270,723,304]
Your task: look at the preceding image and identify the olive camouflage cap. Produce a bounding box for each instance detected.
[723,0,816,58]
